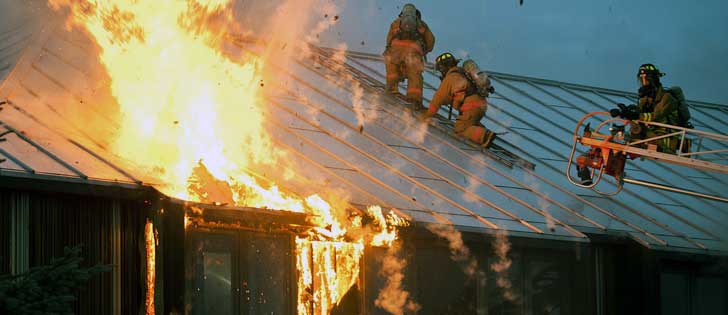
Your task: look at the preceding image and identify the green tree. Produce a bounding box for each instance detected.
[0,245,111,314]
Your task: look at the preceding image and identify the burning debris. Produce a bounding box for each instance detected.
[144,219,156,315]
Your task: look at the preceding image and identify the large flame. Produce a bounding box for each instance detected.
[48,0,412,313]
[48,0,289,204]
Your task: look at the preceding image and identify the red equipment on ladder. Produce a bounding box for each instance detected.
[567,112,728,203]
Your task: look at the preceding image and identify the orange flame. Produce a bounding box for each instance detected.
[47,0,412,312]
[48,0,290,207]
[368,206,409,247]
[144,219,155,315]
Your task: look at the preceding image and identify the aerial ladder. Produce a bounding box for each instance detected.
[566,112,728,203]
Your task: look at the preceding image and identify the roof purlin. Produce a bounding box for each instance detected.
[258,47,722,250]
[1,121,87,179]
[269,97,504,230]
[310,51,675,238]
[270,50,575,235]
[278,67,588,236]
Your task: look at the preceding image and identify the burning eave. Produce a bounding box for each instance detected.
[175,198,314,234]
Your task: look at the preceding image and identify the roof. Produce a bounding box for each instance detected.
[1,16,727,254]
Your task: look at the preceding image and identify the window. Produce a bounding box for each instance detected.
[477,247,578,315]
[187,230,293,315]
[660,271,728,315]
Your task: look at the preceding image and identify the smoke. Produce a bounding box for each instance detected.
[490,230,517,302]
[256,0,343,63]
[396,106,428,145]
[522,173,557,232]
[426,223,484,280]
[374,242,420,315]
[320,42,379,132]
[462,176,482,203]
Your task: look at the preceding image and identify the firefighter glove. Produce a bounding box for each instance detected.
[611,103,639,120]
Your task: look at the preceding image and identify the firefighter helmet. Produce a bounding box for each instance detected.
[637,63,665,87]
[435,52,460,76]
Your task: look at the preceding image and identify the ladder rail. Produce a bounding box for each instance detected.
[569,112,728,202]
[577,113,728,169]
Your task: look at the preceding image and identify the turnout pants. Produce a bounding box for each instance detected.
[384,42,424,106]
[454,105,490,145]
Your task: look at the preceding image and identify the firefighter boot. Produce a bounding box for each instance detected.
[410,99,426,112]
[576,165,593,186]
[681,138,692,154]
[575,154,594,185]
[481,130,497,149]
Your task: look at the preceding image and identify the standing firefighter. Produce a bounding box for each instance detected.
[421,52,496,148]
[384,3,435,111]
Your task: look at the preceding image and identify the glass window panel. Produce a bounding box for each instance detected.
[416,245,478,314]
[481,251,523,315]
[203,252,233,315]
[660,273,690,315]
[189,233,236,315]
[242,232,292,315]
[693,277,727,315]
[525,257,571,314]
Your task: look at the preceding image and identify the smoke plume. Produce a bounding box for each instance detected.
[490,230,517,302]
[426,223,484,279]
[374,242,420,315]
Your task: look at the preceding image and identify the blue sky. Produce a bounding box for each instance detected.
[318,0,728,105]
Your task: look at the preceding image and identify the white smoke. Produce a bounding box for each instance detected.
[397,107,429,145]
[321,42,379,132]
[259,0,343,62]
[375,242,421,315]
[522,173,557,232]
[462,176,482,203]
[426,223,484,280]
[490,230,517,302]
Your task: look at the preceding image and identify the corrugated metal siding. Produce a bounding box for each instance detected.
[120,197,146,315]
[0,190,10,274]
[163,202,186,314]
[0,190,29,275]
[28,192,116,315]
[0,188,148,315]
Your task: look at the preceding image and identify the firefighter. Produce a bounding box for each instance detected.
[384,3,435,111]
[578,64,681,185]
[420,52,496,148]
[612,63,680,153]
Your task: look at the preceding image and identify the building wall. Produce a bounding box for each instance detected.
[0,187,149,315]
[363,231,593,315]
[4,183,726,315]
[0,190,14,274]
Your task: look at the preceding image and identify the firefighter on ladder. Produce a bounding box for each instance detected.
[384,3,435,111]
[611,63,681,153]
[420,52,496,148]
[576,63,682,185]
